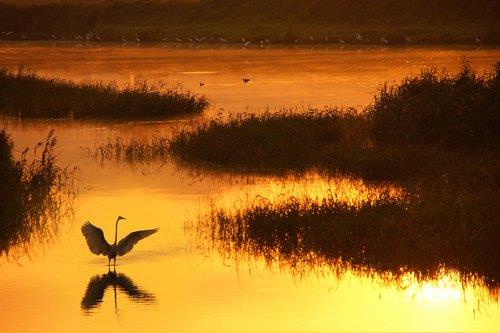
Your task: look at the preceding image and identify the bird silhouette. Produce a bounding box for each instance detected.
[242,78,250,84]
[199,82,205,87]
[81,269,155,311]
[82,216,158,266]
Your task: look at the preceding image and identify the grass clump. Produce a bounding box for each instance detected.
[370,62,500,149]
[169,62,500,179]
[0,129,75,255]
[0,68,208,119]
[82,135,170,162]
[197,183,499,287]
[170,109,369,173]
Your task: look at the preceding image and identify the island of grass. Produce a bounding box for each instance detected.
[0,0,498,45]
[197,184,499,287]
[169,62,499,179]
[0,68,208,119]
[0,129,74,255]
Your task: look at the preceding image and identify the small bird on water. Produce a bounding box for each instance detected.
[82,216,158,266]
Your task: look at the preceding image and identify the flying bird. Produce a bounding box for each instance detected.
[242,78,250,84]
[199,82,205,86]
[82,216,158,266]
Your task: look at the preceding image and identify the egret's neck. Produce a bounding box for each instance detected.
[114,218,119,245]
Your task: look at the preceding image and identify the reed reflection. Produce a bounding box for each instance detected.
[81,269,155,312]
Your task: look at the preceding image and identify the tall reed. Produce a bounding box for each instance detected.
[0,129,76,255]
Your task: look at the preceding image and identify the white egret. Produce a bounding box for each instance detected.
[381,36,388,44]
[82,216,158,266]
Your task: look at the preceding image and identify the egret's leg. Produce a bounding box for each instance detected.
[108,258,111,267]
[113,258,116,266]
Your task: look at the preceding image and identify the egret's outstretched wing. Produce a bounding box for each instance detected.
[81,222,111,256]
[117,228,158,256]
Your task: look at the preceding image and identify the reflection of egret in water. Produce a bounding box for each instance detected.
[81,269,155,312]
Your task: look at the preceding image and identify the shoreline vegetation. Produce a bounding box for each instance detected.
[180,62,498,287]
[0,68,208,119]
[83,62,499,286]
[0,0,498,45]
[0,129,76,255]
[169,62,499,178]
[195,185,499,287]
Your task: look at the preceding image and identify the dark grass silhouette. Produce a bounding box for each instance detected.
[0,0,498,44]
[168,62,500,178]
[0,68,208,119]
[369,62,500,149]
[0,129,75,255]
[195,180,499,289]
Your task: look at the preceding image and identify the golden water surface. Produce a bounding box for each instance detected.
[0,43,499,332]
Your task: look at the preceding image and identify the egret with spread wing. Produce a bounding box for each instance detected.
[82,216,158,265]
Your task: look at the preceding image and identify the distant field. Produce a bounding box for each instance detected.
[0,0,498,44]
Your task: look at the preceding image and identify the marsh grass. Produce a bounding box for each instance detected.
[82,134,170,162]
[179,62,500,288]
[370,61,500,149]
[0,0,498,44]
[195,182,499,288]
[168,63,500,180]
[0,68,208,119]
[0,129,76,255]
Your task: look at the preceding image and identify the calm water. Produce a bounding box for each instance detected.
[0,42,499,332]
